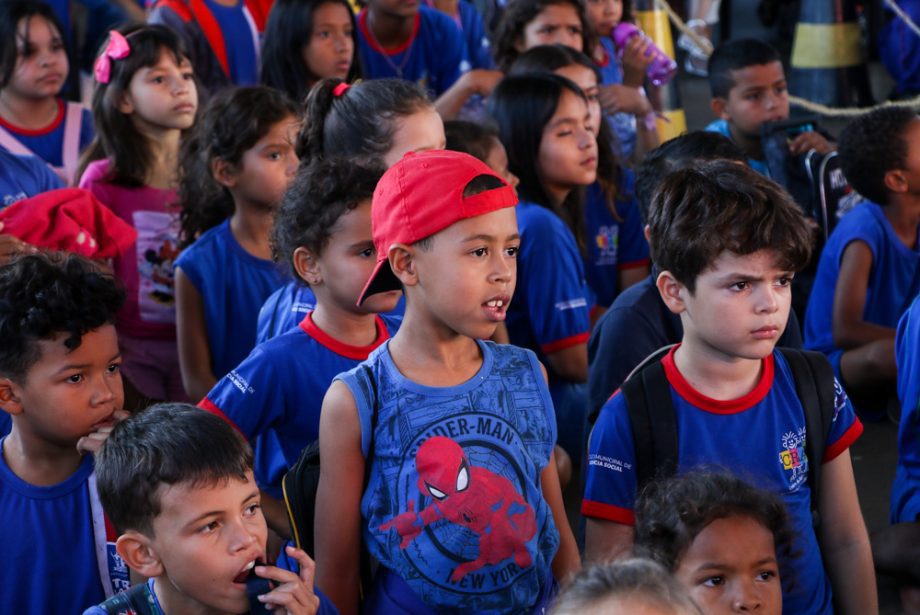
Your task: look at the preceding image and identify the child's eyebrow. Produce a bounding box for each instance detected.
[548,117,578,129]
[55,352,122,374]
[461,233,521,243]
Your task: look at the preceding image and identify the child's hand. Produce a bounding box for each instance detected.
[621,35,653,87]
[464,69,504,97]
[77,409,130,455]
[598,84,652,117]
[789,131,836,155]
[252,546,321,615]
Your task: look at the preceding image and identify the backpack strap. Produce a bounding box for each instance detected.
[60,102,83,186]
[93,581,159,615]
[620,345,679,492]
[777,348,836,528]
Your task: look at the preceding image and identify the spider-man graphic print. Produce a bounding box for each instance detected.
[340,340,559,611]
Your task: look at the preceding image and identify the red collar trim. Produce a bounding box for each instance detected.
[661,345,774,414]
[359,9,421,56]
[0,99,64,136]
[595,46,611,68]
[298,311,390,360]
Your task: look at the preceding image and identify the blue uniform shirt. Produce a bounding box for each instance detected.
[705,118,770,177]
[175,219,287,380]
[804,202,920,375]
[892,295,920,523]
[203,0,259,85]
[203,312,401,497]
[583,347,863,615]
[0,150,63,209]
[357,5,463,97]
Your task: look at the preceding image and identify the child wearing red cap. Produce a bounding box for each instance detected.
[314,150,580,614]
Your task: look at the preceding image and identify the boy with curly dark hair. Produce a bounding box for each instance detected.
[0,252,128,612]
[804,106,920,408]
[201,158,402,535]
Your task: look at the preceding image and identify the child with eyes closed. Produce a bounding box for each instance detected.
[633,471,791,615]
[174,86,300,403]
[78,25,198,411]
[257,78,443,343]
[0,1,94,186]
[489,73,597,463]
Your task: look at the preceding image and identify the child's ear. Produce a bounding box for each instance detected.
[389,244,418,287]
[116,531,165,579]
[0,379,23,416]
[211,158,238,189]
[293,247,321,286]
[710,97,729,120]
[643,224,651,243]
[883,169,909,195]
[115,90,135,115]
[656,270,688,315]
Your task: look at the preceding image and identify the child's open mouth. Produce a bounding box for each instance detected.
[483,296,510,321]
[233,560,259,584]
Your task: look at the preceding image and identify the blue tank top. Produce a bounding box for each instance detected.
[337,340,559,612]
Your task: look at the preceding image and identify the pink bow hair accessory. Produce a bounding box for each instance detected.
[333,82,350,97]
[94,31,131,84]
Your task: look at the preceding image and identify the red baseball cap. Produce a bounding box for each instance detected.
[357,150,518,305]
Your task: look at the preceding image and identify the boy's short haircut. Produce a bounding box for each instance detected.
[549,558,702,615]
[708,38,782,99]
[357,150,517,304]
[272,158,385,277]
[444,120,500,164]
[0,252,124,381]
[837,105,918,206]
[648,160,812,292]
[95,403,253,535]
[634,132,746,224]
[633,470,793,574]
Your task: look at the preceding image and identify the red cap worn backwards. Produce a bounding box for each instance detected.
[357,150,518,305]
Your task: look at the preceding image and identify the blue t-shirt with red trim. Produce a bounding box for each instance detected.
[804,202,920,369]
[457,0,493,71]
[175,219,287,380]
[203,0,258,85]
[582,175,650,309]
[892,295,920,523]
[338,339,559,613]
[0,449,129,612]
[356,6,463,96]
[202,312,401,497]
[583,346,863,615]
[255,281,318,344]
[0,99,93,167]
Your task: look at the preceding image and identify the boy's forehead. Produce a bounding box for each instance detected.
[728,61,786,92]
[154,471,257,525]
[431,206,519,240]
[703,249,787,276]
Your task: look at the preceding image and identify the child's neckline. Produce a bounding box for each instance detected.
[0,98,64,136]
[382,338,493,395]
[663,345,774,414]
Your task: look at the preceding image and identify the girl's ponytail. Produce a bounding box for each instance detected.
[296,78,340,161]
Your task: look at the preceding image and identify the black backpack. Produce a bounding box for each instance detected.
[617,346,836,527]
[281,365,378,592]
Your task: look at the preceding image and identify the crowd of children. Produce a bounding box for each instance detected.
[0,0,919,613]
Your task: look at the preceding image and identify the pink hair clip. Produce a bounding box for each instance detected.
[332,82,350,97]
[94,31,131,84]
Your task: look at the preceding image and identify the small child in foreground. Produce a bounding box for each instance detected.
[634,471,791,615]
[0,252,127,612]
[315,150,580,613]
[85,403,333,615]
[549,558,702,615]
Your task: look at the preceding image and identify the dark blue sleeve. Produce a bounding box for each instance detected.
[460,2,494,69]
[430,12,463,95]
[614,193,649,269]
[78,107,95,153]
[582,392,638,525]
[518,211,591,354]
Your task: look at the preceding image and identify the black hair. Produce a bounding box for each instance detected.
[490,72,589,250]
[633,470,794,584]
[0,0,68,89]
[708,38,782,99]
[0,252,124,381]
[492,0,597,72]
[634,131,745,223]
[509,44,624,221]
[647,159,812,293]
[178,86,300,246]
[260,0,361,105]
[297,77,432,163]
[77,25,194,187]
[838,105,918,206]
[95,403,253,535]
[549,558,703,615]
[444,120,499,163]
[272,157,384,280]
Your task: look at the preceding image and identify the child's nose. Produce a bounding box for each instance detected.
[731,583,763,612]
